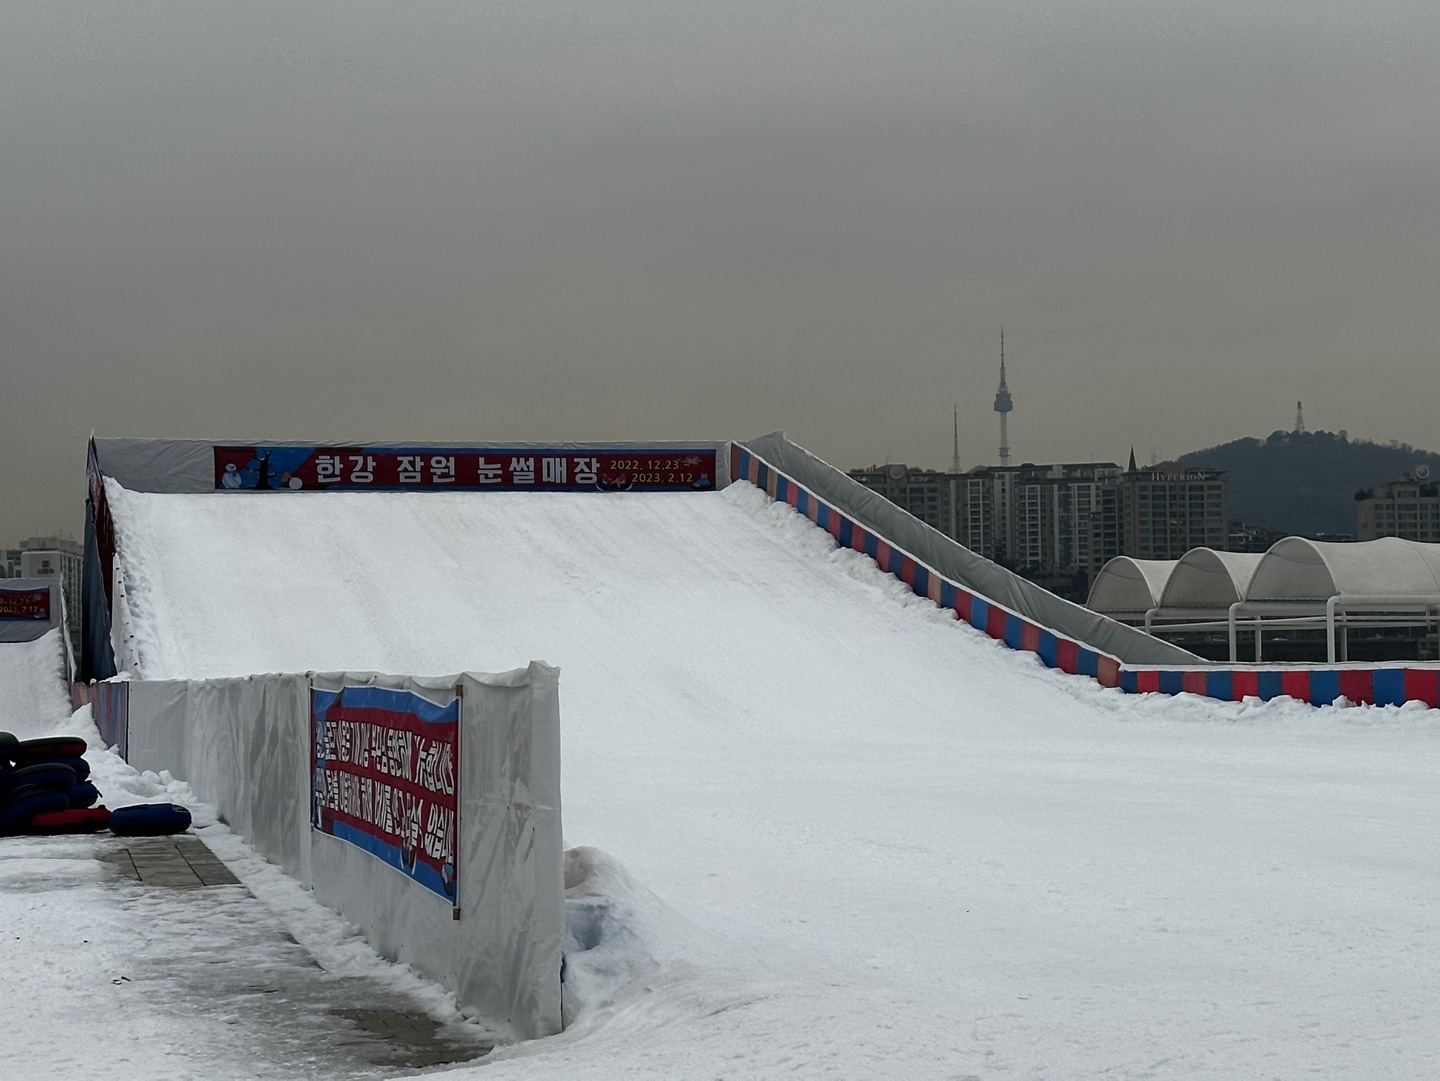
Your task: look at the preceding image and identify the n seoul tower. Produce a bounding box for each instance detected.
[993,328,1013,466]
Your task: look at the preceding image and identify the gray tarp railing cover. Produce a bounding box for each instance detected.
[741,432,1203,667]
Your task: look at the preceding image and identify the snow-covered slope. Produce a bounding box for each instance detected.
[105,480,1440,1078]
[0,629,72,733]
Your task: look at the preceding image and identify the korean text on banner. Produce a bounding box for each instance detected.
[310,685,460,902]
[214,446,717,492]
[0,589,50,621]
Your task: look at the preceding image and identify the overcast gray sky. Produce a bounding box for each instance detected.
[2,1,1437,540]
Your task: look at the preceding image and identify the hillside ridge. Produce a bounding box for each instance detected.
[1174,430,1440,537]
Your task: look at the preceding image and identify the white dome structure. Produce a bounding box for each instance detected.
[1086,558,1178,619]
[1246,537,1440,602]
[1086,538,1440,663]
[1159,549,1265,612]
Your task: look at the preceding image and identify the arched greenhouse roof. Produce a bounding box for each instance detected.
[1245,537,1440,602]
[1159,549,1265,609]
[1086,557,1178,615]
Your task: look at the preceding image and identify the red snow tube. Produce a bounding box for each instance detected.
[29,807,112,834]
[0,791,71,834]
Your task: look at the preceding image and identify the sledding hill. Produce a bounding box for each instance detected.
[0,631,71,734]
[98,477,1440,1078]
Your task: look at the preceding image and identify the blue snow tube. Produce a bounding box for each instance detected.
[0,791,71,834]
[46,756,92,783]
[68,782,101,809]
[1,762,78,803]
[109,803,192,836]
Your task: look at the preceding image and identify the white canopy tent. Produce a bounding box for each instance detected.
[1085,558,1178,621]
[1246,537,1440,601]
[1237,537,1440,662]
[1160,549,1265,610]
[1087,539,1440,663]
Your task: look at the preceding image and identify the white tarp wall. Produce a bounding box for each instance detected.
[123,664,564,1040]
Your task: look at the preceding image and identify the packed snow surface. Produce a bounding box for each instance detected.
[0,629,71,731]
[93,481,1440,1076]
[0,702,492,1081]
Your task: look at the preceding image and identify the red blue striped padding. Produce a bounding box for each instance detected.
[732,444,1440,708]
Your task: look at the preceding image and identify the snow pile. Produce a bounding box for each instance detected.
[558,845,734,1027]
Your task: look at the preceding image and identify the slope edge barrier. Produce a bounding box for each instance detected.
[732,441,1440,709]
[93,666,565,1039]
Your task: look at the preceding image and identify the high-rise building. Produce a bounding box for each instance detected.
[849,454,1227,600]
[846,464,961,538]
[961,463,1125,587]
[1356,468,1440,542]
[6,535,83,655]
[1119,464,1228,559]
[850,461,1127,600]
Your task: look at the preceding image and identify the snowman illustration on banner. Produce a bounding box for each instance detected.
[227,449,311,490]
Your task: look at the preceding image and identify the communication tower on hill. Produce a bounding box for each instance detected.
[1294,401,1306,433]
[993,329,1013,466]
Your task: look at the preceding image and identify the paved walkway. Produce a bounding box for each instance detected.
[102,836,243,889]
[4,829,496,1079]
[106,832,496,1074]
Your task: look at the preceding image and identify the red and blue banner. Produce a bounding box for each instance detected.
[92,680,130,758]
[311,685,460,902]
[216,446,717,492]
[0,588,50,621]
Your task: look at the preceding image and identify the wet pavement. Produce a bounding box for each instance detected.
[7,831,496,1078]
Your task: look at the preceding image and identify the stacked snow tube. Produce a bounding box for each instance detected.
[0,733,192,836]
[0,734,105,834]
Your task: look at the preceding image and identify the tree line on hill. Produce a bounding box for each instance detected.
[1174,430,1440,538]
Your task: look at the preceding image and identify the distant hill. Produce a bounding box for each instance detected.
[1173,430,1440,537]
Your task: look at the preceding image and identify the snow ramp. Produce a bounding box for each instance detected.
[107,478,1096,689]
[0,630,72,734]
[93,458,1440,1078]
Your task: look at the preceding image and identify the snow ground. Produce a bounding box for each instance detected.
[23,482,1440,1076]
[1,695,494,1080]
[0,629,72,731]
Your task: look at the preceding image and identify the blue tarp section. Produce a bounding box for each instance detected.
[82,505,116,681]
